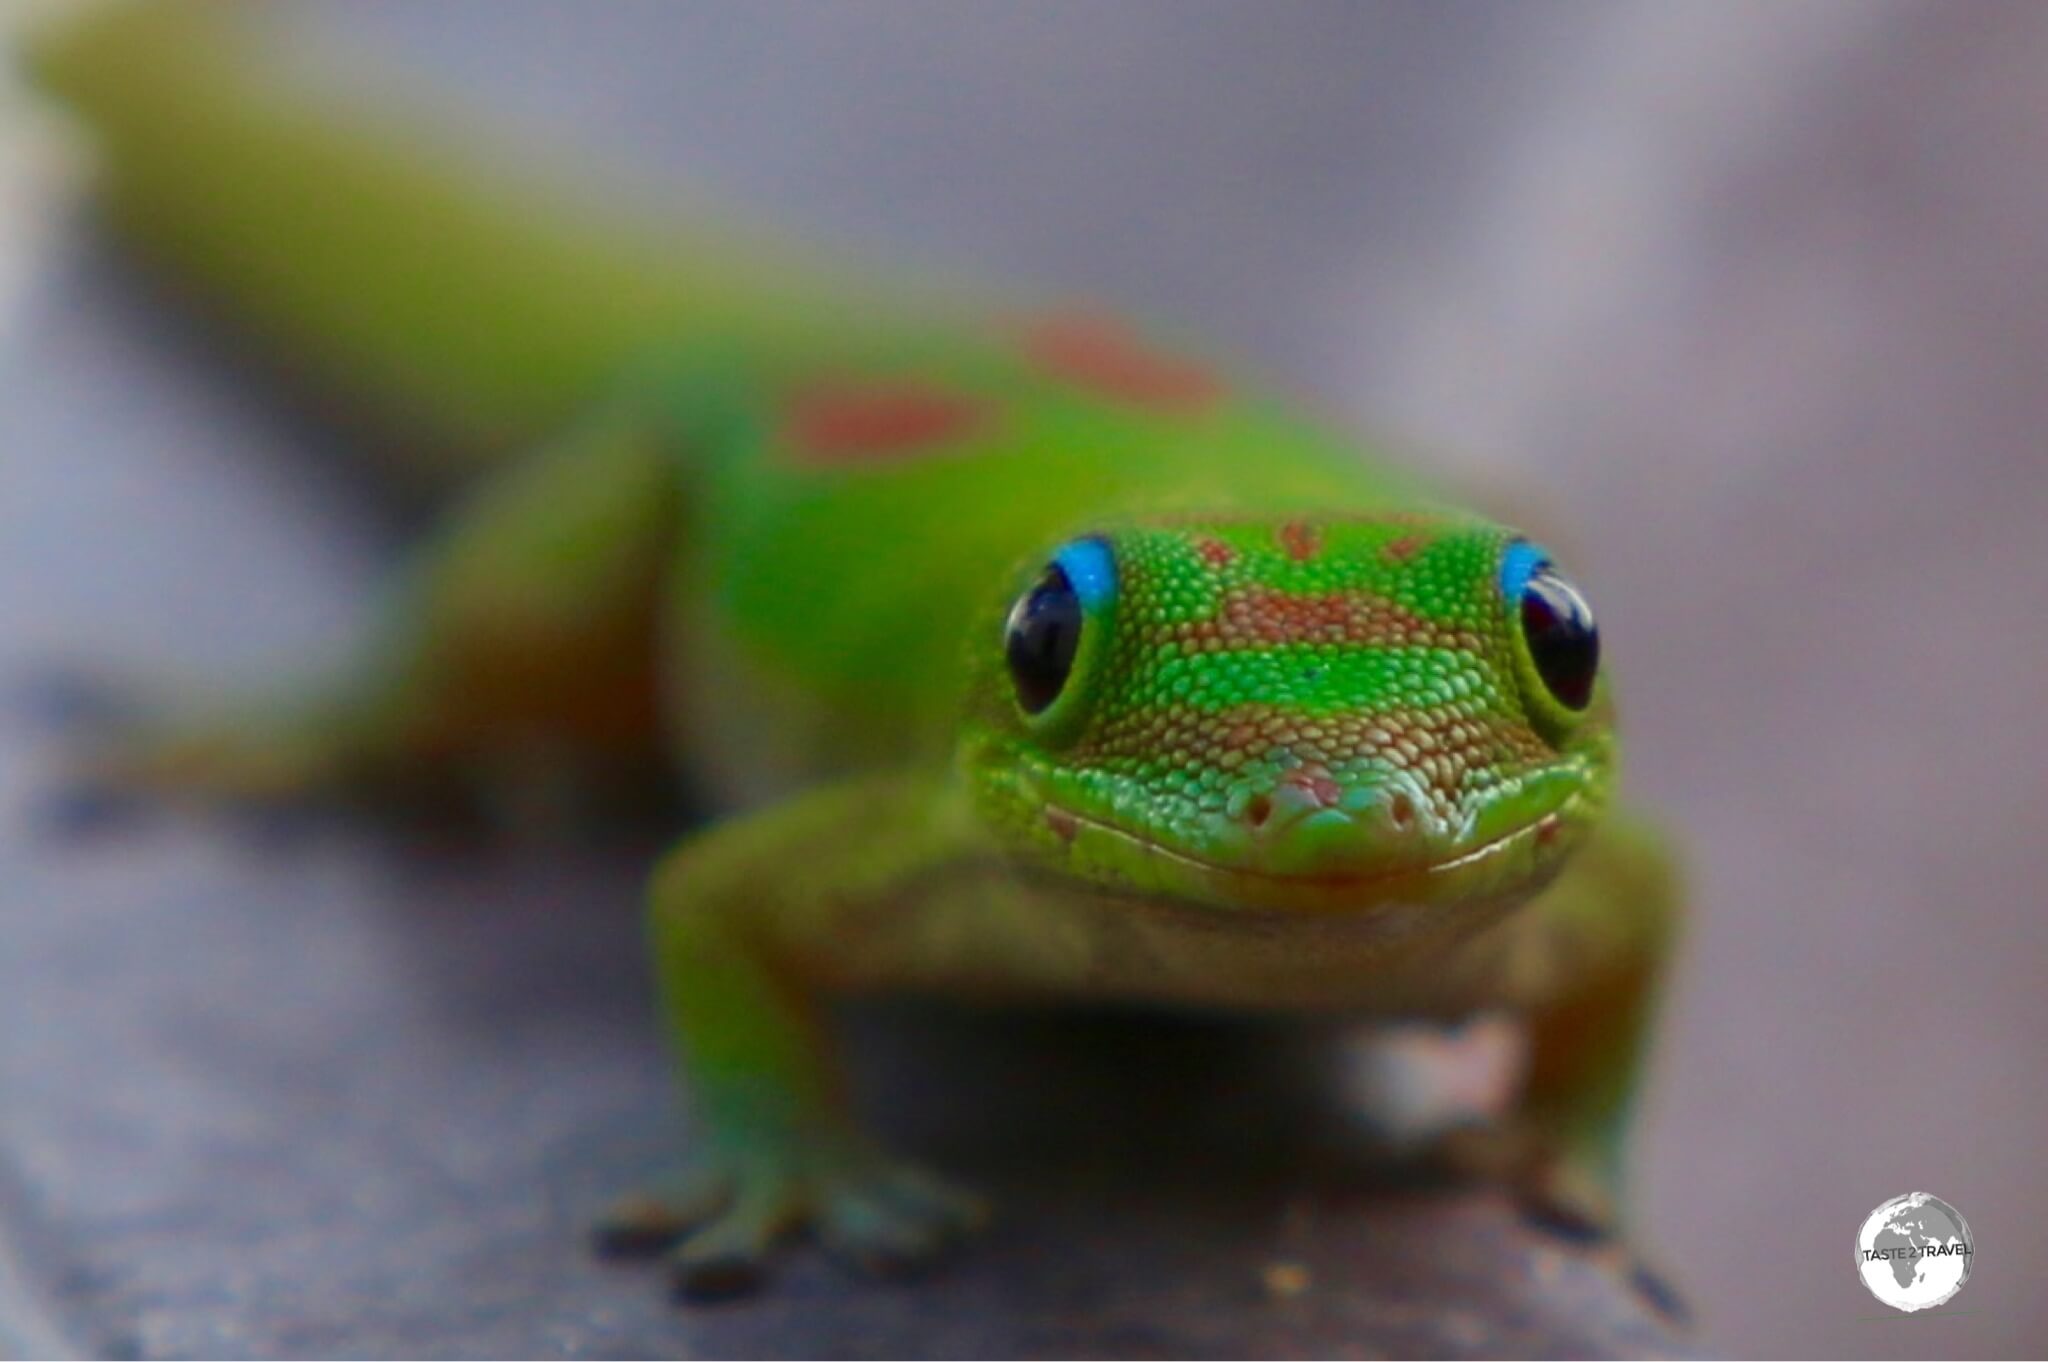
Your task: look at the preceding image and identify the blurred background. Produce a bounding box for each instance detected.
[2,1,2044,1356]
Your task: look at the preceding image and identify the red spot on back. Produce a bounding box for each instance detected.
[1278,520,1321,562]
[1381,534,1424,563]
[1021,311,1223,414]
[1197,537,1238,569]
[787,379,988,464]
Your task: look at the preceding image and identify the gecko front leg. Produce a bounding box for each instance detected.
[1425,812,1681,1241]
[596,773,994,1300]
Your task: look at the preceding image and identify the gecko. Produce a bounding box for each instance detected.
[26,2,1680,1302]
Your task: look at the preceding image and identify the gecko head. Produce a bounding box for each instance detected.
[960,514,1616,918]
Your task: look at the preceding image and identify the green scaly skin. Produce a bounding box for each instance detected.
[29,2,1681,1301]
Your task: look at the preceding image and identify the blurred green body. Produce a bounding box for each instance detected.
[33,3,1680,1299]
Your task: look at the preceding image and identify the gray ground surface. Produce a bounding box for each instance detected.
[3,2,2046,1356]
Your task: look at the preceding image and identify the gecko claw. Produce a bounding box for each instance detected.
[1511,1153,1618,1244]
[670,1251,769,1304]
[1629,1261,1692,1325]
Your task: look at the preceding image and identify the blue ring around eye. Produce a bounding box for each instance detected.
[1498,538,1552,603]
[1053,536,1117,610]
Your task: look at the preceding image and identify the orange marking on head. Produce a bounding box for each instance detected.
[1020,311,1223,414]
[1072,700,1553,817]
[1197,537,1238,568]
[1278,764,1343,809]
[1203,586,1478,650]
[1044,806,1079,844]
[787,379,989,464]
[1278,520,1321,562]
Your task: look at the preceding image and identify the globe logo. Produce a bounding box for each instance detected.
[1856,1192,1973,1312]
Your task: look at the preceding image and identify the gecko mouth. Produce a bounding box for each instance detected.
[1041,795,1581,907]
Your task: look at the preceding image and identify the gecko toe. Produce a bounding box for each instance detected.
[816,1160,986,1278]
[1519,1196,1613,1244]
[593,1170,737,1259]
[818,1191,952,1277]
[879,1163,988,1234]
[662,1177,803,1302]
[669,1249,769,1304]
[1629,1261,1692,1325]
[1513,1156,1618,1245]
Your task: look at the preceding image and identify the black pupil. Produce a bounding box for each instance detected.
[1006,565,1082,714]
[1520,567,1599,710]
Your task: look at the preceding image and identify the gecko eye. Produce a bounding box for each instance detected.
[1005,536,1116,720]
[1500,539,1599,712]
[1520,567,1598,709]
[1005,565,1081,714]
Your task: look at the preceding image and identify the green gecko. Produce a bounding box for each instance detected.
[29,3,1679,1301]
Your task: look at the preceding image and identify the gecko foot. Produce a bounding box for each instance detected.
[595,1145,987,1302]
[15,659,372,826]
[1428,1125,1617,1242]
[69,717,354,806]
[1428,1125,1690,1323]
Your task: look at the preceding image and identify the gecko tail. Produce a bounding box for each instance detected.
[22,1,938,497]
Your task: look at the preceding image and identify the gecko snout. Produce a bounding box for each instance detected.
[1226,764,1442,878]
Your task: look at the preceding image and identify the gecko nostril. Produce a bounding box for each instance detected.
[1387,790,1416,831]
[1244,793,1273,828]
